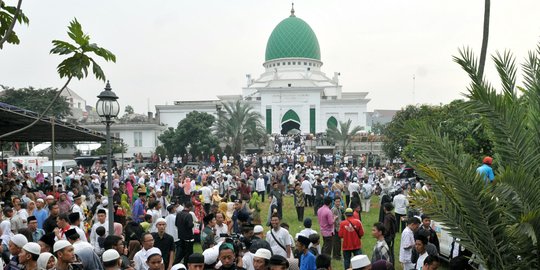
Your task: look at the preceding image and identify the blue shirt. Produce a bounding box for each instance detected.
[33,208,48,229]
[476,164,494,183]
[133,198,145,223]
[300,251,317,270]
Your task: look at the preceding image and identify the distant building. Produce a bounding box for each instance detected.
[157,7,370,135]
[60,87,87,122]
[81,112,166,157]
[366,110,399,131]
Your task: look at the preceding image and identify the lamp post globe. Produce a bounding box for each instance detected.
[96,81,119,234]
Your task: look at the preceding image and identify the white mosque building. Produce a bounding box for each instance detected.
[156,7,370,135]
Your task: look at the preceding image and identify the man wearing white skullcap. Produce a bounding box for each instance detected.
[102,249,121,270]
[53,240,83,270]
[8,234,28,270]
[19,242,41,270]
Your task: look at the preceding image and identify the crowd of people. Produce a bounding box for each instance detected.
[0,150,448,270]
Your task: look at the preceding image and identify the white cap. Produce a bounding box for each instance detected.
[23,242,41,255]
[102,249,120,262]
[253,225,264,234]
[351,254,370,269]
[36,198,44,203]
[53,240,72,253]
[146,247,162,259]
[102,199,108,206]
[11,234,28,248]
[170,264,187,270]
[253,248,271,260]
[155,218,166,225]
[46,195,55,200]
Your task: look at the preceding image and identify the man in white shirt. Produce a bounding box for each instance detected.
[256,175,266,202]
[301,177,313,207]
[399,217,420,270]
[68,212,88,242]
[265,214,291,258]
[414,234,429,269]
[134,233,155,270]
[71,194,86,230]
[200,182,213,215]
[155,190,169,218]
[360,179,373,212]
[214,212,229,242]
[90,209,109,252]
[392,188,409,232]
[348,177,361,198]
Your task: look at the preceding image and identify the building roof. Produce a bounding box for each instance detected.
[0,102,107,142]
[265,11,321,61]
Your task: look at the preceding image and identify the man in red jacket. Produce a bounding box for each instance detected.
[338,208,364,270]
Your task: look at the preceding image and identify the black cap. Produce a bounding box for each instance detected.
[237,211,250,222]
[73,194,82,200]
[65,228,79,240]
[39,233,55,248]
[187,253,205,264]
[269,255,289,268]
[68,212,80,223]
[297,235,310,247]
[203,213,215,224]
[97,209,106,215]
[27,216,37,222]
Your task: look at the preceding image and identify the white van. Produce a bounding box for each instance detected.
[39,160,78,174]
[7,156,49,175]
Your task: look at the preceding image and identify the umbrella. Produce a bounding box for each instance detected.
[30,142,51,154]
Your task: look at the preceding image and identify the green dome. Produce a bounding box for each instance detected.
[265,15,321,61]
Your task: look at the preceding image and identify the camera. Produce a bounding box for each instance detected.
[227,234,247,254]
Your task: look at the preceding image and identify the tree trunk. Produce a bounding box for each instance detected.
[478,0,491,78]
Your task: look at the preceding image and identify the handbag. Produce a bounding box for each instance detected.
[348,220,362,239]
[270,230,287,252]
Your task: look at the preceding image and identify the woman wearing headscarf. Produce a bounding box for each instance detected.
[218,202,233,233]
[125,178,134,204]
[57,193,72,214]
[248,191,261,224]
[211,190,223,206]
[37,252,57,270]
[1,220,13,251]
[192,191,206,223]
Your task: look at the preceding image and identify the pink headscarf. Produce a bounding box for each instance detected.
[114,222,123,237]
[126,180,134,203]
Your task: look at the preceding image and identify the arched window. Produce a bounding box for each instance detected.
[327,116,338,129]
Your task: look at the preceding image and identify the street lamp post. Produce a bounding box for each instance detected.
[185,144,192,162]
[96,81,120,234]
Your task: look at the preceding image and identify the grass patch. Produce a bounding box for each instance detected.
[194,195,447,270]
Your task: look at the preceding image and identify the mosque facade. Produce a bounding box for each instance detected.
[156,8,369,135]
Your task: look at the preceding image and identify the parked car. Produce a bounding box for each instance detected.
[75,156,118,172]
[39,159,78,174]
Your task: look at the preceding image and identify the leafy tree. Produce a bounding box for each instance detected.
[325,119,363,155]
[381,101,493,161]
[0,18,115,139]
[158,111,219,157]
[93,141,127,156]
[0,0,28,49]
[410,46,540,269]
[124,105,134,115]
[214,101,266,155]
[0,86,71,118]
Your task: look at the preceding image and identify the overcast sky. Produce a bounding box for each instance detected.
[1,0,540,114]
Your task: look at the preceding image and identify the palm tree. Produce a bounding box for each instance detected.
[409,45,540,269]
[214,100,266,155]
[478,0,491,77]
[325,119,363,155]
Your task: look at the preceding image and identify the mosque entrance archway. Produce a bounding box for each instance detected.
[281,109,301,135]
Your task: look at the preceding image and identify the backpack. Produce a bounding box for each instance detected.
[362,186,372,199]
